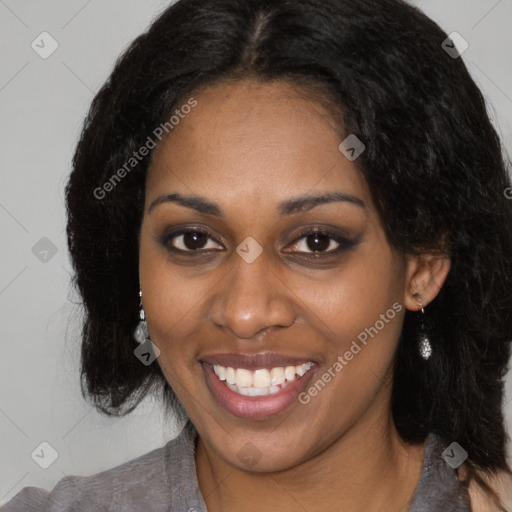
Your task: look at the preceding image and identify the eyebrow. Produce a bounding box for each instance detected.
[147,191,365,217]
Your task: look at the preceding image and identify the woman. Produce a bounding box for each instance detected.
[3,0,512,510]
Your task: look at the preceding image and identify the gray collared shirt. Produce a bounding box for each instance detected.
[1,421,471,511]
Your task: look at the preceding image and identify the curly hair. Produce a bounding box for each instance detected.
[65,0,512,503]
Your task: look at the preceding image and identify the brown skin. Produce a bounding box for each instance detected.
[138,79,451,512]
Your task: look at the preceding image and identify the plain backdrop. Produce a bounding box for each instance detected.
[0,0,511,505]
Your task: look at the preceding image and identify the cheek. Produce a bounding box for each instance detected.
[296,243,405,395]
[141,273,208,357]
[301,244,403,338]
[139,265,208,402]
[138,229,205,366]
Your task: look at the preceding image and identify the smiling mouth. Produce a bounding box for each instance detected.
[201,360,318,420]
[210,362,314,396]
[199,351,319,418]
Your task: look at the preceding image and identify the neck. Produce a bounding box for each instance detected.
[195,389,426,512]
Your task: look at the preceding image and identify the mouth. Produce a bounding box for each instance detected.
[199,353,318,420]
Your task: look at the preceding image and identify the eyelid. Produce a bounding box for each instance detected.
[157,227,224,253]
[284,227,356,255]
[288,226,349,240]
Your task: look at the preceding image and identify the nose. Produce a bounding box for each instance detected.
[208,252,297,340]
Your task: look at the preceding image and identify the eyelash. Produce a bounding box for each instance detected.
[158,227,357,258]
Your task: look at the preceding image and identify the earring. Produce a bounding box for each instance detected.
[134,289,150,343]
[417,307,432,360]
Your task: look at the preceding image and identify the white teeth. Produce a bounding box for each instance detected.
[225,367,236,385]
[252,369,271,388]
[285,366,296,381]
[297,364,309,377]
[212,362,314,395]
[225,382,286,396]
[270,367,285,386]
[213,365,226,381]
[235,368,252,387]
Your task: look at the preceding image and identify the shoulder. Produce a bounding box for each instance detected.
[459,466,512,512]
[0,424,196,512]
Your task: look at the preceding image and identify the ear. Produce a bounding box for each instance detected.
[403,252,451,311]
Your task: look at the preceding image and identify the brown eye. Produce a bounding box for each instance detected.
[285,229,354,255]
[179,230,208,250]
[304,232,333,253]
[160,228,224,253]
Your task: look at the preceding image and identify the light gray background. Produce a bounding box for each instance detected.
[0,0,511,505]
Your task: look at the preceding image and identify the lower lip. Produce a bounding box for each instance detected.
[201,363,317,420]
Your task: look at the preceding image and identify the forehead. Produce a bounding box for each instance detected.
[146,79,373,213]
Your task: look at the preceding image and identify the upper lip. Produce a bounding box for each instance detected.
[199,352,317,370]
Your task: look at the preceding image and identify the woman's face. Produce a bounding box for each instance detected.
[139,79,413,472]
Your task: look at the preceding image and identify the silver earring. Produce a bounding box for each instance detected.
[134,289,150,343]
[418,307,432,360]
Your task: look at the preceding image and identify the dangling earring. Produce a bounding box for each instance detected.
[417,306,432,360]
[134,289,150,343]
